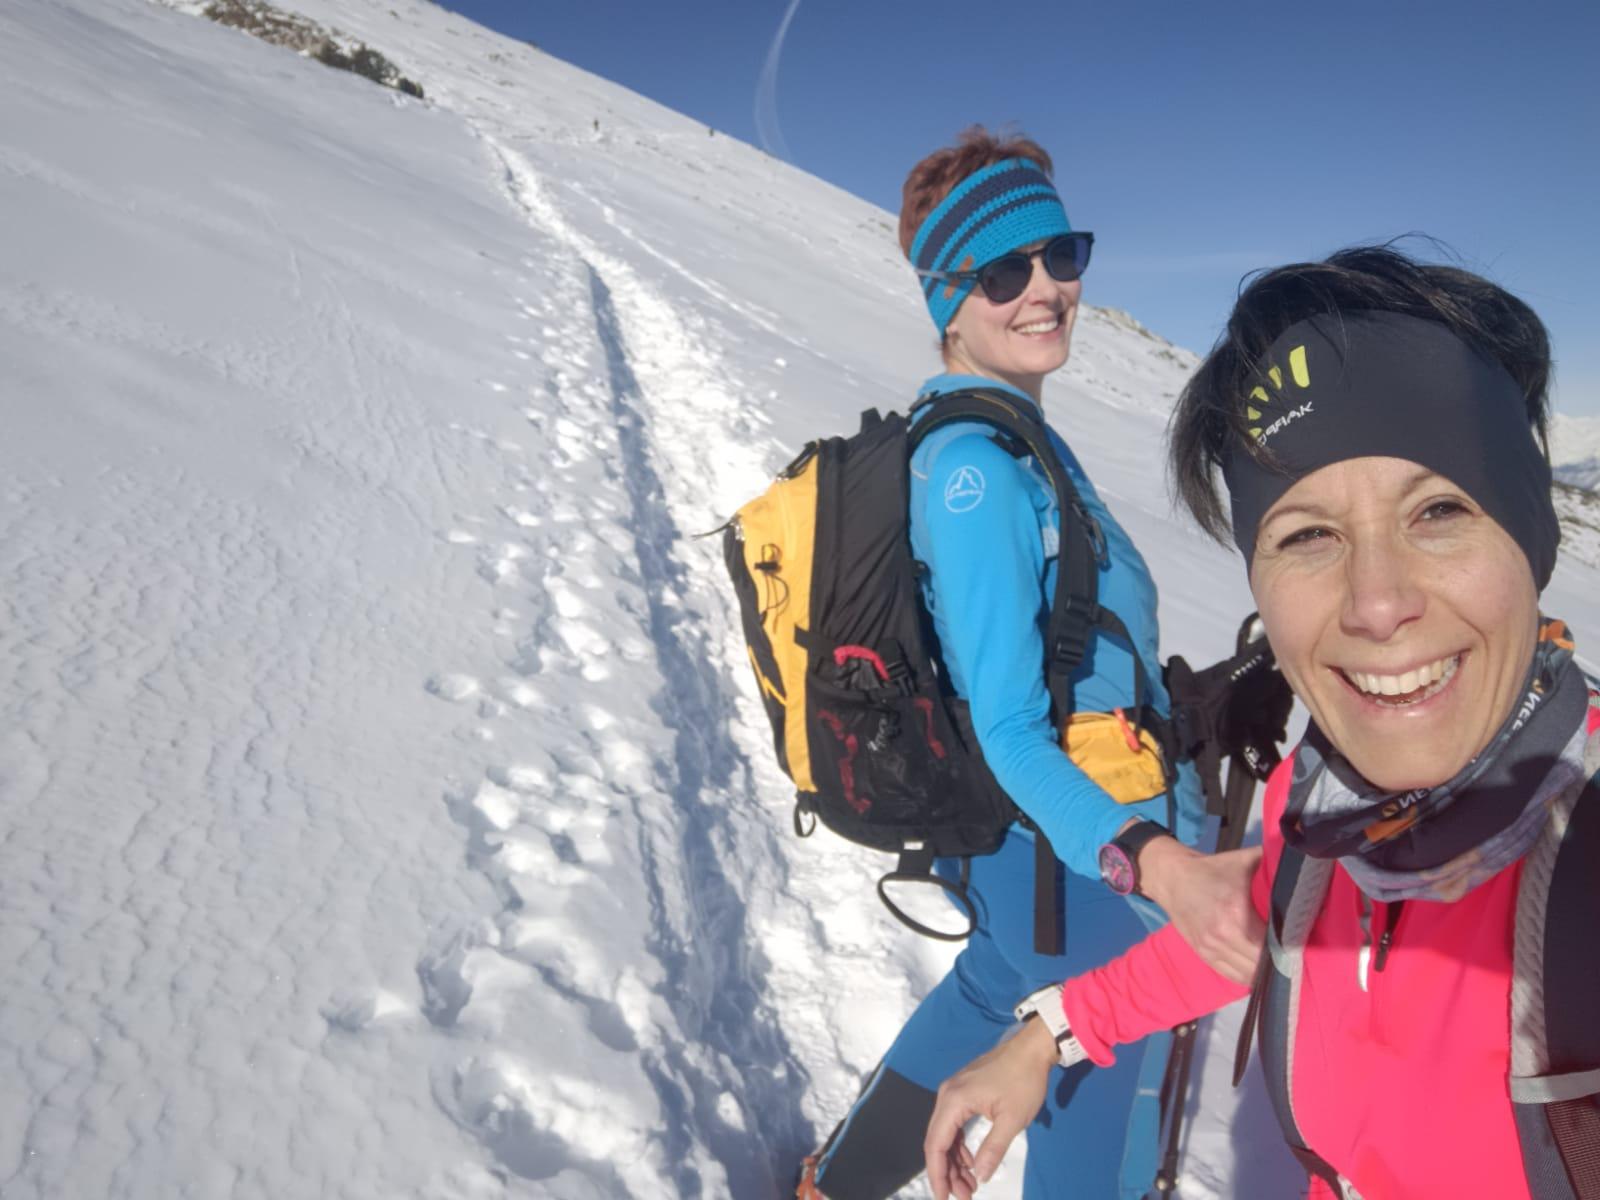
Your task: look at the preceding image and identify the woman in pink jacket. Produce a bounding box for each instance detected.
[923,246,1600,1200]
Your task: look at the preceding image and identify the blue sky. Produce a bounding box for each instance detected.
[440,0,1599,416]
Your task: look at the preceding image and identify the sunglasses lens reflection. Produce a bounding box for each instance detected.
[1045,234,1091,283]
[978,256,1032,304]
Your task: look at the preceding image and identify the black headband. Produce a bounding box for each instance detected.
[1222,311,1559,589]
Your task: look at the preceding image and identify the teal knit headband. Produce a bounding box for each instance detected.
[909,158,1072,332]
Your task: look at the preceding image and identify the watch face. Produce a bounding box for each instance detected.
[1098,844,1136,895]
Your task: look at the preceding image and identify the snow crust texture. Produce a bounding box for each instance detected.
[3,0,1596,1197]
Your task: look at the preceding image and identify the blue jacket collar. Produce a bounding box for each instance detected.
[917,372,1041,411]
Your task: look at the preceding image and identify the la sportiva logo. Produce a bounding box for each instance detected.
[943,464,987,513]
[1248,343,1313,444]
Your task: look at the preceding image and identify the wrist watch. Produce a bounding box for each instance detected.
[1098,820,1173,898]
[1013,984,1088,1068]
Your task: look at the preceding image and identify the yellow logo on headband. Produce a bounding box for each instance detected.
[1248,344,1311,441]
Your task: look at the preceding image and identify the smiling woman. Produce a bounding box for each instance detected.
[796,127,1228,1200]
[922,246,1600,1200]
[1251,454,1540,794]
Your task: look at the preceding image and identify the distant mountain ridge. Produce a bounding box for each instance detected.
[1551,413,1600,491]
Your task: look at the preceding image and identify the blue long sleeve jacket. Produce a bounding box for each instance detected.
[908,374,1203,880]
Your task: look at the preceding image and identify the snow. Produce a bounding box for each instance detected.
[2,0,1596,1197]
[1551,413,1600,492]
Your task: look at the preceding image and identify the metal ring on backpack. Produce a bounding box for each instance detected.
[875,870,978,941]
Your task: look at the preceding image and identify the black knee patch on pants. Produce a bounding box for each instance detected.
[814,1066,937,1200]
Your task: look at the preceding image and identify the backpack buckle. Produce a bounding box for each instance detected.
[1169,701,1206,759]
[1051,629,1089,668]
[1072,499,1109,566]
[1050,596,1098,670]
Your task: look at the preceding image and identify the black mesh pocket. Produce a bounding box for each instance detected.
[805,672,1012,857]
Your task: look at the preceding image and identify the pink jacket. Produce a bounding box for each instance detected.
[1060,703,1600,1198]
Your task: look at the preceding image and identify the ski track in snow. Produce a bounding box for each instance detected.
[429,134,976,1195]
[412,137,838,1194]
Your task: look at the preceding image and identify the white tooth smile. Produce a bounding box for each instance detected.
[1343,655,1461,705]
[1016,316,1061,335]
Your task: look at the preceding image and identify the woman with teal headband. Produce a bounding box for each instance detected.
[796,129,1253,1200]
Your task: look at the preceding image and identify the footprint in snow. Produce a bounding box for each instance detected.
[553,615,611,661]
[497,504,541,528]
[487,762,552,793]
[544,578,588,621]
[492,678,542,709]
[416,923,489,1028]
[426,673,481,702]
[320,987,408,1032]
[476,543,530,585]
[495,829,589,887]
[442,1057,573,1182]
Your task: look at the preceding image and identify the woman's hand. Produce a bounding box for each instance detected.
[1138,838,1265,985]
[924,1017,1057,1200]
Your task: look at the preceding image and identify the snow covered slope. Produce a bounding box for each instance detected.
[1552,413,1600,491]
[2,1,1596,1198]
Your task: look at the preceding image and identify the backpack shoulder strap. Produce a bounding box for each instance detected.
[907,388,1102,721]
[1235,841,1347,1191]
[1511,760,1600,1198]
[907,389,1104,958]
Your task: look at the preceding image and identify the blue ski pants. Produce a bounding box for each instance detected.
[813,827,1170,1200]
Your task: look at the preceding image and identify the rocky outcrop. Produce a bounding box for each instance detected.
[201,0,424,98]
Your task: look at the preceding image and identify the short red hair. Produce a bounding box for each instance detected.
[897,127,1055,258]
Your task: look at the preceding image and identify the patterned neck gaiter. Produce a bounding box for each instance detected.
[1282,620,1591,903]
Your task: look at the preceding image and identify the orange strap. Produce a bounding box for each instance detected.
[1112,707,1143,753]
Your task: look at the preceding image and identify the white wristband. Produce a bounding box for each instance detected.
[1013,984,1089,1069]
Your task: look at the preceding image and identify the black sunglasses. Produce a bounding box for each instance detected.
[918,232,1095,305]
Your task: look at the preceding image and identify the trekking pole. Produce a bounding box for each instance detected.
[1148,746,1259,1197]
[1149,614,1285,1198]
[1151,1020,1199,1195]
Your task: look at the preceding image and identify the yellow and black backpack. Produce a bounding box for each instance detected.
[724,388,1284,946]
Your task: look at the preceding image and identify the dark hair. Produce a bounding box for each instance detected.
[897,126,1054,257]
[1168,242,1553,541]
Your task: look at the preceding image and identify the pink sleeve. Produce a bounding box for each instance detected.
[1061,922,1250,1066]
[1060,759,1295,1066]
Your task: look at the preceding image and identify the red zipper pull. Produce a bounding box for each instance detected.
[1112,707,1142,753]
